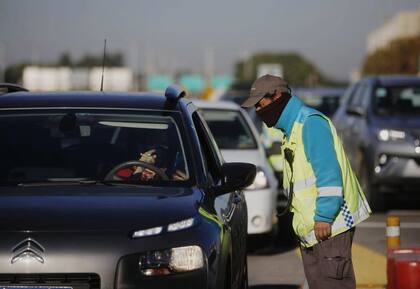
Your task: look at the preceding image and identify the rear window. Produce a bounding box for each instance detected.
[199,109,258,150]
[0,110,192,186]
[374,85,420,115]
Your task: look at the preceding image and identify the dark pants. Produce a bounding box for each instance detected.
[300,229,356,289]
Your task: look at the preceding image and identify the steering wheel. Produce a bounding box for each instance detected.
[104,160,169,181]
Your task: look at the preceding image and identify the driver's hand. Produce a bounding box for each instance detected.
[133,149,157,174]
[172,170,187,181]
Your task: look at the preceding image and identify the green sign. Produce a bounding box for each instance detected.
[212,75,233,89]
[179,74,205,93]
[148,74,173,92]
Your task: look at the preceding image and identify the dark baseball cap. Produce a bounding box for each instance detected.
[241,74,290,108]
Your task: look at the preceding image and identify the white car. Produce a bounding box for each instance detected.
[194,100,279,235]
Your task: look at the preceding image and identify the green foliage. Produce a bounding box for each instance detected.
[234,52,341,87]
[76,52,124,67]
[362,36,420,76]
[4,63,29,84]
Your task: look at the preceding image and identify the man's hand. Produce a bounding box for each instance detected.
[314,221,332,242]
[172,170,187,181]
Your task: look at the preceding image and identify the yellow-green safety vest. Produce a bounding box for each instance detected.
[282,106,371,247]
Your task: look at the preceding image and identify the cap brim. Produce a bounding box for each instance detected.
[241,95,264,108]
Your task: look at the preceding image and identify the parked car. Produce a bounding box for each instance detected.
[0,83,255,289]
[333,76,420,210]
[193,100,278,236]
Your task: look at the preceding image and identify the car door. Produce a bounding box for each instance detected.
[192,111,247,288]
[336,83,364,168]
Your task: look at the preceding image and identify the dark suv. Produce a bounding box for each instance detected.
[0,84,255,289]
[333,76,420,210]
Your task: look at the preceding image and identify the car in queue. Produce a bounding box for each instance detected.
[333,76,420,210]
[0,83,256,289]
[194,100,278,237]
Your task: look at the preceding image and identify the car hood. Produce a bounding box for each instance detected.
[372,115,420,131]
[0,186,201,232]
[221,149,265,167]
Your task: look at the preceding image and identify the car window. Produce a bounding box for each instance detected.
[199,109,258,149]
[373,85,420,115]
[340,83,358,107]
[0,110,192,186]
[349,84,366,107]
[192,112,223,185]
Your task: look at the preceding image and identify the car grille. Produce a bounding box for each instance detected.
[0,274,100,289]
[410,129,420,139]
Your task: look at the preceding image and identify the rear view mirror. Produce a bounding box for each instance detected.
[346,106,365,117]
[213,162,256,195]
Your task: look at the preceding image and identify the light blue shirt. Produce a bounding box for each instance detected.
[274,96,343,223]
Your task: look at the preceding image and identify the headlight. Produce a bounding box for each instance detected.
[377,129,405,142]
[132,226,163,238]
[246,168,268,190]
[139,245,204,276]
[132,218,196,238]
[167,218,195,232]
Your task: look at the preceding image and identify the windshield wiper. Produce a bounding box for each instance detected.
[14,178,115,187]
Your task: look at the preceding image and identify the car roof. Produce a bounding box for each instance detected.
[192,99,243,110]
[365,75,420,86]
[0,91,192,112]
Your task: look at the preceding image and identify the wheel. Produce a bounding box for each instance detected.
[104,160,169,181]
[358,156,384,211]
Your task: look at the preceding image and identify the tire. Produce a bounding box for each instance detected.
[358,156,384,212]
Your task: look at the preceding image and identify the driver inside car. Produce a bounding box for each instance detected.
[115,146,187,181]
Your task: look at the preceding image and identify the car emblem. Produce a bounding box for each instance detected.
[11,238,45,264]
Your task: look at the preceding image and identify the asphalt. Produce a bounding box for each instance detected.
[248,210,420,289]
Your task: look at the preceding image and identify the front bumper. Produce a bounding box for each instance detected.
[371,141,420,189]
[244,187,277,234]
[0,227,215,289]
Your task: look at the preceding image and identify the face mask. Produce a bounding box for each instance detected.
[256,94,291,127]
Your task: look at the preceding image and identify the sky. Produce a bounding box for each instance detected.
[0,0,419,81]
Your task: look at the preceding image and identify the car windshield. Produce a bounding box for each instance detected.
[200,109,257,149]
[373,85,420,115]
[0,110,192,186]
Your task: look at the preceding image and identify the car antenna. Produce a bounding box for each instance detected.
[100,38,107,91]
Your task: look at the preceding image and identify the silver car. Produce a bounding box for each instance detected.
[194,100,278,235]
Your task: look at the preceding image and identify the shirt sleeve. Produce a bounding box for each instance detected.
[302,115,343,223]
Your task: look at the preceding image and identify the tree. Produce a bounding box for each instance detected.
[234,52,343,87]
[362,36,420,76]
[58,52,73,66]
[76,52,124,67]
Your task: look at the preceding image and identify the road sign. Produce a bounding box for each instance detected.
[148,74,173,92]
[180,74,205,93]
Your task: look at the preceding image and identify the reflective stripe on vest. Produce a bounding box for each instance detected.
[300,199,367,246]
[283,105,371,247]
[318,186,342,197]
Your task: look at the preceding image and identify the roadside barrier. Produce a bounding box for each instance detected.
[386,215,420,289]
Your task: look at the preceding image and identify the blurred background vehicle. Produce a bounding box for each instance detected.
[294,87,347,117]
[194,100,279,236]
[333,75,420,210]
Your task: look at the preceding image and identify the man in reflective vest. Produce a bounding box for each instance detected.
[241,74,371,289]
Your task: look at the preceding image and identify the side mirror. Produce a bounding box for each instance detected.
[346,106,365,117]
[265,141,282,157]
[212,162,256,195]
